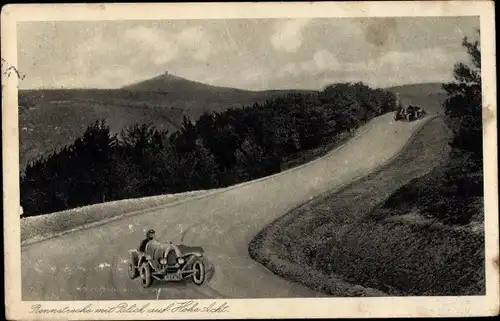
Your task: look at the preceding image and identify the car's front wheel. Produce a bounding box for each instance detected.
[140,262,153,288]
[191,259,205,285]
[128,263,139,279]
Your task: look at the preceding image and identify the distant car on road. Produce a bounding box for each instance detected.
[395,105,426,122]
[128,240,206,288]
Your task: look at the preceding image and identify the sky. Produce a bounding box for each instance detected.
[17,16,479,91]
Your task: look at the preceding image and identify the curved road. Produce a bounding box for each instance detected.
[22,113,431,300]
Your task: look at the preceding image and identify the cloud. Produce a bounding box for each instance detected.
[68,27,179,88]
[242,68,266,82]
[271,19,311,52]
[313,50,340,69]
[302,49,340,73]
[324,46,469,88]
[275,45,468,90]
[279,62,298,76]
[175,26,212,61]
[74,26,180,80]
[121,25,214,64]
[66,25,217,88]
[123,26,179,65]
[278,49,340,76]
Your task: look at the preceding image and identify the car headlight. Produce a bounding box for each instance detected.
[160,258,167,265]
[177,257,185,265]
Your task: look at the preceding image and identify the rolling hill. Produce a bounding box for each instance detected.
[123,72,249,94]
[386,82,446,115]
[18,74,445,171]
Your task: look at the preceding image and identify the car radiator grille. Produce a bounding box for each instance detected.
[166,249,177,265]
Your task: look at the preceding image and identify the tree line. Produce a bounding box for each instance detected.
[435,35,483,224]
[21,82,397,216]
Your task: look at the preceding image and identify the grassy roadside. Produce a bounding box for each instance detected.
[316,218,484,296]
[249,117,484,296]
[20,189,214,244]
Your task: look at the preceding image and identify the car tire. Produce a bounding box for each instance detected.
[128,263,139,279]
[140,262,153,288]
[191,259,205,285]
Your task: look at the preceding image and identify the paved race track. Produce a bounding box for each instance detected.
[21,113,431,300]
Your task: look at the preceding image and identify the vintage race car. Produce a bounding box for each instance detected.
[395,105,426,122]
[128,240,206,288]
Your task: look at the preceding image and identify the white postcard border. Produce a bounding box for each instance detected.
[2,1,498,319]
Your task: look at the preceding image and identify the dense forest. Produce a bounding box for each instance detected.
[21,82,397,216]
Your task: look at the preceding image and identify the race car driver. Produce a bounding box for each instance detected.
[139,229,155,252]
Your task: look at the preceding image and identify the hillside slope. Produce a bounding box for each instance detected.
[386,82,446,115]
[123,72,248,94]
[121,72,309,112]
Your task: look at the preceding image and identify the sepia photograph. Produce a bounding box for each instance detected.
[2,1,498,319]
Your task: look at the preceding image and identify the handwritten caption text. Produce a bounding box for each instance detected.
[30,301,230,314]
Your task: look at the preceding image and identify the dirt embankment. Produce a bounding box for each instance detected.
[250,117,483,296]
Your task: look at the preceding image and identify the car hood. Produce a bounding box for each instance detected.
[178,245,205,256]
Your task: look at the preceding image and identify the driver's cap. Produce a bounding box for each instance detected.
[147,229,155,235]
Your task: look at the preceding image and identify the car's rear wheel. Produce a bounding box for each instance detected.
[191,259,205,285]
[140,262,153,288]
[128,263,139,279]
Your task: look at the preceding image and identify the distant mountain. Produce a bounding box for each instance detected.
[386,82,444,97]
[121,72,310,113]
[123,72,247,94]
[386,82,446,115]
